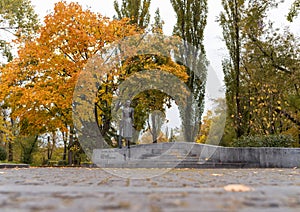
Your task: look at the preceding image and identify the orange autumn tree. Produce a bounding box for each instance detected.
[0,1,139,163]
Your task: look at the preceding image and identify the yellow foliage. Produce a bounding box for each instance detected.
[0,1,140,135]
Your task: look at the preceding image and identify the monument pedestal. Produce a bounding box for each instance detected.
[92,142,300,168]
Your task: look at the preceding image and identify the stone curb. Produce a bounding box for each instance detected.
[0,163,30,169]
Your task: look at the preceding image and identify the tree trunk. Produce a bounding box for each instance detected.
[234,0,243,138]
[68,128,74,165]
[47,136,51,160]
[47,134,56,161]
[8,140,13,161]
[62,131,67,161]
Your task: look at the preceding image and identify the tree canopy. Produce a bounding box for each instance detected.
[1,0,300,165]
[0,0,39,62]
[287,0,300,21]
[114,0,151,29]
[219,0,300,144]
[171,0,208,142]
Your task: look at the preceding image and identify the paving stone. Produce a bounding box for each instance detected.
[0,168,299,211]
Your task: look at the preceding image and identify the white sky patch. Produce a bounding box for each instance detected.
[29,0,300,129]
[30,0,300,83]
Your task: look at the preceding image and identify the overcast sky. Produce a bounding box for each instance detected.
[30,0,299,81]
[28,0,299,128]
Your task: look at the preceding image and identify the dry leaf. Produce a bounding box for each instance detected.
[224,184,253,192]
[211,173,223,176]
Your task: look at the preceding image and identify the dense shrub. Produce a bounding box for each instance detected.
[231,134,297,147]
[18,136,39,164]
[57,160,68,166]
[0,146,7,161]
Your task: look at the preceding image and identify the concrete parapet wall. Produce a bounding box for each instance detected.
[0,163,30,169]
[92,142,300,168]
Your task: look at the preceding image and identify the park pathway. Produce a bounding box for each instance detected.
[0,168,299,211]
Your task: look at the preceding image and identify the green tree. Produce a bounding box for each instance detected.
[114,0,151,29]
[111,1,191,146]
[219,0,245,138]
[241,0,300,142]
[0,0,39,62]
[18,135,39,164]
[218,0,278,138]
[171,0,208,142]
[151,8,164,34]
[95,49,188,144]
[244,26,300,142]
[0,144,7,161]
[219,0,300,144]
[287,0,300,21]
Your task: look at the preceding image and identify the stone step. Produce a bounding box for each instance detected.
[96,161,260,169]
[92,142,300,168]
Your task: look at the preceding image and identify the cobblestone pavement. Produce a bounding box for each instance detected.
[0,168,299,211]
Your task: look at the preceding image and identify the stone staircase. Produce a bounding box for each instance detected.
[92,142,264,168]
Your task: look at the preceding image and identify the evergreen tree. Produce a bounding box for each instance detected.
[114,0,151,29]
[152,8,164,34]
[219,0,245,138]
[171,0,208,142]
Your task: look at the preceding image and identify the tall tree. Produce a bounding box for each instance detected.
[171,0,208,142]
[95,43,188,144]
[219,0,300,143]
[242,7,300,142]
[151,8,164,34]
[112,1,193,145]
[114,0,151,29]
[219,0,245,138]
[0,2,139,163]
[288,0,300,21]
[0,0,39,161]
[0,0,39,62]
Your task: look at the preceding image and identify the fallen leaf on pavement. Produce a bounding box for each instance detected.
[211,173,223,176]
[224,184,253,192]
